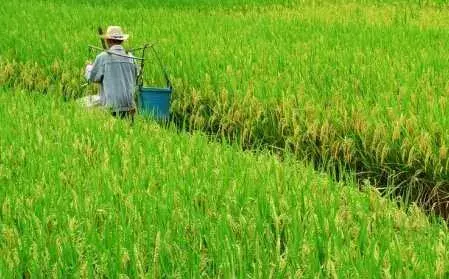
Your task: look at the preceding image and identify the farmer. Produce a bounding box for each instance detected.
[84,26,138,121]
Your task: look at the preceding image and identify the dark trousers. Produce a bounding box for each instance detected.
[111,109,136,123]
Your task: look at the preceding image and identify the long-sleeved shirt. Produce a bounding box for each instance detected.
[85,45,138,112]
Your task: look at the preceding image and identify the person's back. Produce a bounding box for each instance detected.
[85,26,137,119]
[94,46,137,111]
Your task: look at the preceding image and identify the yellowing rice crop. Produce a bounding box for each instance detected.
[2,0,449,276]
[0,90,448,277]
[2,1,449,209]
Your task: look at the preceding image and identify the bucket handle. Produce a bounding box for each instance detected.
[137,43,172,90]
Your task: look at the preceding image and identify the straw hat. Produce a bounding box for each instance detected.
[101,26,129,41]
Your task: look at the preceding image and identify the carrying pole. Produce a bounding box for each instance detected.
[98,27,107,50]
[87,45,145,60]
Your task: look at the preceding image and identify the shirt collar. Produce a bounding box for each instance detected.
[109,45,125,51]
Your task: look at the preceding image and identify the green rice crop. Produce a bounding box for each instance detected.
[2,1,449,209]
[1,90,449,277]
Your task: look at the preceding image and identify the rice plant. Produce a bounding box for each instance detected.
[1,90,449,277]
[2,0,449,222]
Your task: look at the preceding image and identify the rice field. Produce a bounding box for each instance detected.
[2,0,449,208]
[1,90,448,277]
[2,0,449,277]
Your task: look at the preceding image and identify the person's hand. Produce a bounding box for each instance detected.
[85,62,94,81]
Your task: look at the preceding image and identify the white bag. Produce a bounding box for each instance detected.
[78,94,102,108]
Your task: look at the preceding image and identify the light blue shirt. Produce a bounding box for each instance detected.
[85,45,138,112]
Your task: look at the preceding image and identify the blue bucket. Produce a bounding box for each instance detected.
[138,86,172,120]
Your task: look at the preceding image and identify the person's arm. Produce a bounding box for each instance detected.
[85,54,105,83]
